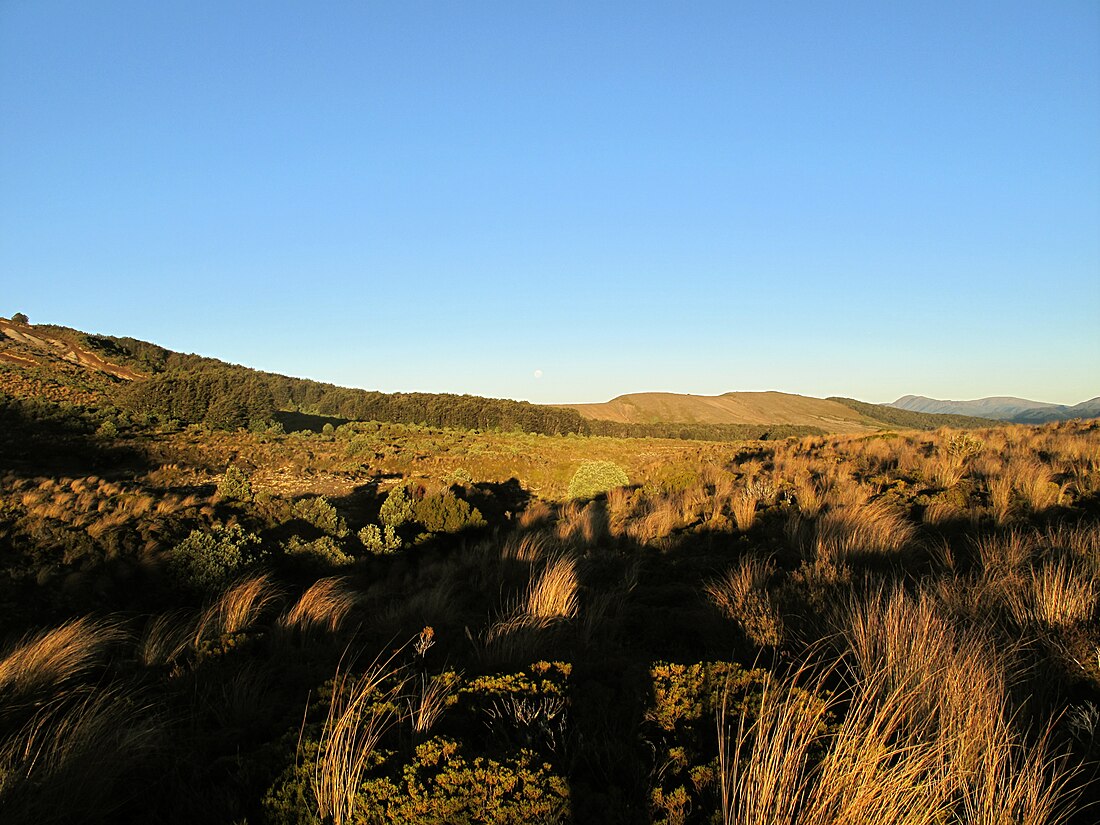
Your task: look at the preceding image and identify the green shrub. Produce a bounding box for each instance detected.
[379,486,414,529]
[567,461,629,500]
[412,490,486,534]
[359,737,570,823]
[291,496,348,538]
[358,523,402,554]
[216,464,253,502]
[282,535,354,567]
[95,419,118,438]
[167,524,267,591]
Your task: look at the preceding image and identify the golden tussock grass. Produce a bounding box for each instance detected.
[280,576,361,636]
[517,499,553,530]
[407,671,459,735]
[0,617,128,701]
[85,511,129,540]
[1006,460,1062,513]
[717,665,951,825]
[500,531,551,564]
[923,496,966,527]
[928,453,966,489]
[0,685,162,825]
[706,554,783,647]
[1010,560,1097,628]
[825,477,871,509]
[841,587,1008,777]
[555,500,608,547]
[814,499,915,566]
[525,554,580,621]
[605,485,639,534]
[1041,521,1100,564]
[625,495,687,544]
[791,474,826,519]
[138,611,196,668]
[155,495,182,515]
[195,572,284,644]
[481,553,580,662]
[311,648,408,825]
[718,603,1078,825]
[730,489,760,532]
[974,529,1035,576]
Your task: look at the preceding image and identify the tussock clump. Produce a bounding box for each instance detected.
[195,572,284,644]
[311,650,408,825]
[706,555,783,647]
[138,611,196,668]
[481,554,580,664]
[517,499,553,530]
[1009,460,1062,513]
[525,554,580,622]
[0,686,162,825]
[814,500,915,566]
[280,577,361,636]
[0,617,127,702]
[792,474,826,519]
[500,531,551,564]
[974,529,1035,575]
[1011,560,1096,628]
[555,500,608,547]
[730,489,760,532]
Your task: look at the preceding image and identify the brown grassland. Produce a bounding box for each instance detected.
[1,405,1099,824]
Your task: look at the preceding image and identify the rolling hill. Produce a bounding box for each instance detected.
[561,391,992,434]
[563,391,878,432]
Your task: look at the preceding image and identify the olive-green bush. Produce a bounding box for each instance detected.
[167,524,267,591]
[567,461,629,500]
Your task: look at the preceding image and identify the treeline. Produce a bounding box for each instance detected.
[112,364,830,442]
[83,332,860,441]
[828,397,993,430]
[109,362,589,436]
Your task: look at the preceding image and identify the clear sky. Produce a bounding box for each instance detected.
[2,2,1098,406]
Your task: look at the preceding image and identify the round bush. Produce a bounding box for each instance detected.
[567,460,629,500]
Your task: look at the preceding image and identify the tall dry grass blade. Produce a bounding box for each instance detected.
[311,648,408,825]
[407,671,461,735]
[717,668,827,825]
[138,611,196,668]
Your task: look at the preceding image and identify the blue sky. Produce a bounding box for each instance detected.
[2,1,1097,405]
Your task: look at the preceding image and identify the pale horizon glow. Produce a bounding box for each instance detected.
[2,2,1097,408]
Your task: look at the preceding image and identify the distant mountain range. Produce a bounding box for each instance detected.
[890,395,1100,423]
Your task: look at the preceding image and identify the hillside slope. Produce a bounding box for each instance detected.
[562,391,878,432]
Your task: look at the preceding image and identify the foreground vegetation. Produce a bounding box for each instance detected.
[1,384,1098,823]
